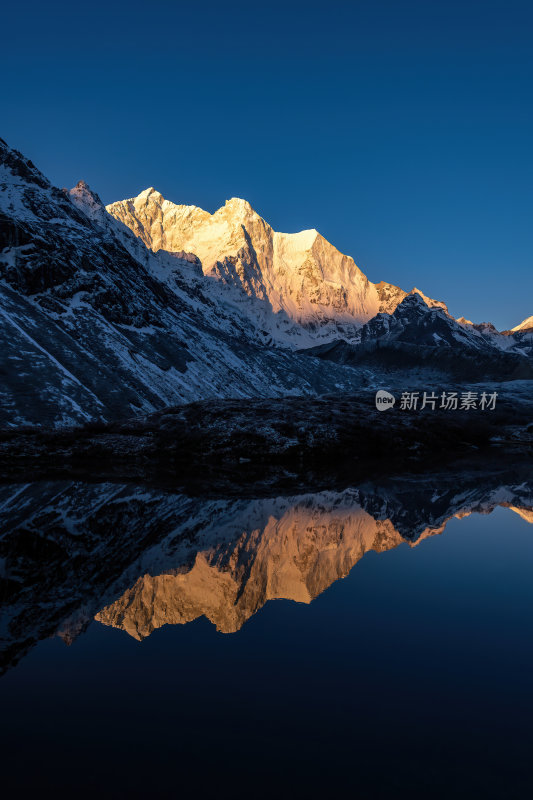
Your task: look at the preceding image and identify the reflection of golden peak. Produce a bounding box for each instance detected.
[507,506,533,524]
[409,521,448,546]
[95,493,533,641]
[95,504,424,638]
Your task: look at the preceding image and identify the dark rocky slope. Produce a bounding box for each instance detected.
[302,294,533,380]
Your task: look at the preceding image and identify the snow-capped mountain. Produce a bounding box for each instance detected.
[0,138,371,426]
[1,137,531,427]
[107,188,448,346]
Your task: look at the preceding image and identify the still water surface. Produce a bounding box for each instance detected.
[1,479,532,797]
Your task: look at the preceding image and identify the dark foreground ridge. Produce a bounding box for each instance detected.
[1,390,532,493]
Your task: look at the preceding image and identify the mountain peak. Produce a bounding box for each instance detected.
[137,187,163,201]
[224,197,252,211]
[400,291,430,310]
[408,287,449,315]
[220,197,258,222]
[69,180,106,223]
[512,315,533,333]
[71,179,103,205]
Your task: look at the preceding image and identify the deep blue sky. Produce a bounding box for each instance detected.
[2,0,532,329]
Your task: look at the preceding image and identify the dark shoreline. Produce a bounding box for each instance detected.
[1,393,532,495]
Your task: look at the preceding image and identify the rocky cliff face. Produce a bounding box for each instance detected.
[107,189,447,345]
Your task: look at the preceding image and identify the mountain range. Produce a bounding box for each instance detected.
[106,186,448,346]
[1,137,532,426]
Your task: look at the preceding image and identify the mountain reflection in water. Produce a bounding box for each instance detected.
[1,469,532,673]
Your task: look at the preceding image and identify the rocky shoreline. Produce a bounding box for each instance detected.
[1,391,532,494]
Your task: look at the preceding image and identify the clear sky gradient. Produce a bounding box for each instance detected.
[2,0,532,329]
